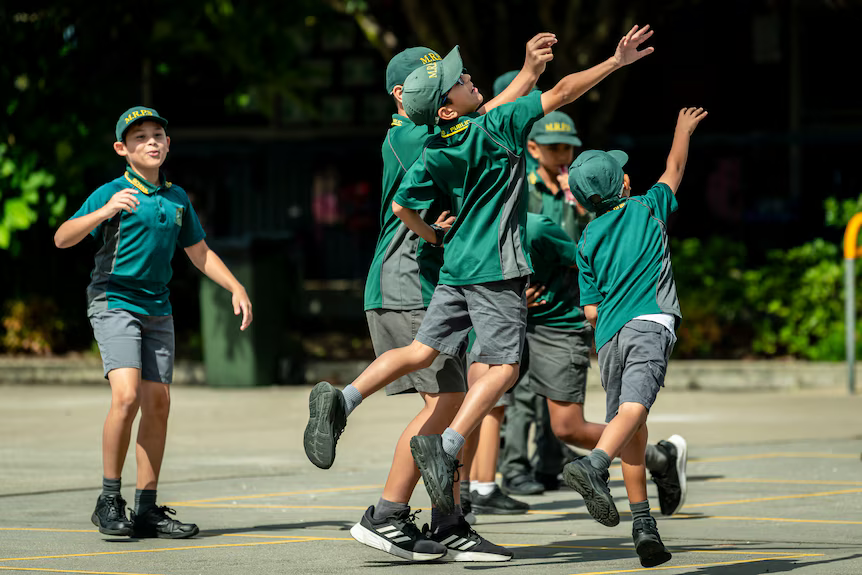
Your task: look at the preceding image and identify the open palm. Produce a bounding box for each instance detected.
[614,24,655,67]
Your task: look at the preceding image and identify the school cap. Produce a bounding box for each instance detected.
[528,111,582,147]
[568,150,630,213]
[386,47,442,94]
[115,106,168,142]
[402,46,463,127]
[492,70,541,98]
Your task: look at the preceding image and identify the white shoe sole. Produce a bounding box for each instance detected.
[443,549,513,562]
[666,434,688,514]
[350,522,445,562]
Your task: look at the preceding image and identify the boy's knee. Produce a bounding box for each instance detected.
[111,389,140,417]
[407,341,439,369]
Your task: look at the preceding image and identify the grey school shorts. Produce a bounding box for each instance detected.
[416,277,529,366]
[526,324,592,404]
[597,320,676,423]
[89,309,175,384]
[366,309,467,395]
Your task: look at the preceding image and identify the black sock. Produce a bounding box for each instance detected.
[101,477,121,497]
[371,498,409,521]
[135,489,157,514]
[630,500,652,521]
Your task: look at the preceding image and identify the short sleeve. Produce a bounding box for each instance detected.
[577,235,603,306]
[638,182,678,224]
[71,184,116,238]
[536,216,577,267]
[481,91,545,154]
[178,195,206,248]
[393,153,443,210]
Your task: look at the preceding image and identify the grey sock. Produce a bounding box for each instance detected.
[431,505,462,532]
[342,384,363,417]
[371,497,409,521]
[630,500,652,521]
[441,428,465,459]
[645,443,669,474]
[460,480,471,496]
[101,477,121,497]
[587,448,612,471]
[135,489,157,514]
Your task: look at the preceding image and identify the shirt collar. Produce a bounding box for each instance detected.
[123,165,171,195]
[439,117,471,141]
[391,114,410,127]
[529,169,556,196]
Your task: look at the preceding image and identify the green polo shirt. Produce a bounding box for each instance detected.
[525,213,586,329]
[577,182,682,351]
[526,170,592,243]
[394,91,545,286]
[72,166,206,317]
[364,115,446,311]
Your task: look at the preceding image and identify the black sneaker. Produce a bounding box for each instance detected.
[470,485,529,515]
[131,506,199,539]
[428,517,513,562]
[409,435,458,515]
[651,435,688,516]
[460,489,477,525]
[501,474,545,496]
[91,494,133,536]
[350,505,445,561]
[632,517,672,567]
[562,457,619,527]
[304,381,347,469]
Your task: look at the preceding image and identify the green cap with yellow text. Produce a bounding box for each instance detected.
[115,106,168,142]
[568,149,629,213]
[402,46,463,127]
[529,111,582,147]
[386,47,442,94]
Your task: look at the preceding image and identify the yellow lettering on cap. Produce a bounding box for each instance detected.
[426,63,438,79]
[124,109,154,124]
[546,122,572,132]
[419,53,442,65]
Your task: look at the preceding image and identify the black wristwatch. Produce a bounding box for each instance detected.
[430,224,446,247]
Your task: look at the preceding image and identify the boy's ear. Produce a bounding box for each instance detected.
[623,173,631,190]
[392,85,404,106]
[438,104,459,123]
[113,141,128,157]
[527,140,541,160]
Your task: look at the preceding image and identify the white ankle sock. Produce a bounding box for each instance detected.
[472,481,496,496]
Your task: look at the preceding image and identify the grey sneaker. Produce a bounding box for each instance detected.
[562,457,619,527]
[470,485,529,515]
[410,435,458,515]
[350,505,446,561]
[428,517,513,562]
[633,517,672,567]
[303,381,347,469]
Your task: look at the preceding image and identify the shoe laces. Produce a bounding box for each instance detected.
[396,509,422,538]
[633,516,658,533]
[452,459,463,483]
[103,495,127,518]
[150,506,177,520]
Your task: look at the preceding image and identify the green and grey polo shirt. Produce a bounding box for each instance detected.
[364,115,446,311]
[526,170,592,243]
[525,213,586,330]
[394,91,546,286]
[577,182,682,350]
[72,166,206,317]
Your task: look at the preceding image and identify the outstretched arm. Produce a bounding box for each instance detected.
[185,240,253,331]
[540,24,654,115]
[482,32,557,113]
[658,107,708,195]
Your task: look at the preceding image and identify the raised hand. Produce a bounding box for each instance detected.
[613,24,655,67]
[675,107,708,135]
[525,32,558,76]
[100,188,140,218]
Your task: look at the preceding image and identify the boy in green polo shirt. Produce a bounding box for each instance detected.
[563,106,708,568]
[54,107,253,539]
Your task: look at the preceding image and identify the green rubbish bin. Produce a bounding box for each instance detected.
[200,236,302,387]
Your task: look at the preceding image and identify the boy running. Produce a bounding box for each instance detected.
[564,106,708,568]
[54,107,252,539]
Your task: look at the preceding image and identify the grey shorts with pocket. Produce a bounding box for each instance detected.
[366,309,466,395]
[89,309,175,384]
[597,319,676,423]
[416,277,528,365]
[526,324,592,404]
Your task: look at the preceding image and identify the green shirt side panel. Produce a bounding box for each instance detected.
[525,213,586,329]
[577,182,681,350]
[395,92,545,286]
[364,116,444,311]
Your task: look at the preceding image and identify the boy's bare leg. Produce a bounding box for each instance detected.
[135,380,171,490]
[595,402,649,459]
[620,422,649,504]
[381,392,464,504]
[353,341,440,398]
[470,406,505,483]
[103,368,142,479]
[546,400,605,449]
[463,361,489,481]
[448,363,519,437]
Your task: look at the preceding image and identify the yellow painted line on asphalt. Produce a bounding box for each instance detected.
[0,568,164,575]
[568,554,815,575]
[0,529,95,534]
[0,538,325,563]
[519,544,820,557]
[681,487,862,509]
[703,478,862,486]
[165,484,383,505]
[220,534,352,541]
[692,452,857,463]
[167,503,369,510]
[675,514,862,525]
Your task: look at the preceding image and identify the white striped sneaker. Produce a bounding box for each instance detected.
[350,505,446,561]
[428,517,513,562]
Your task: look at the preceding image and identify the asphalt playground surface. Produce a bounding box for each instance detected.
[1,383,861,575]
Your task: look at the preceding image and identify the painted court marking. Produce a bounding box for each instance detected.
[0,569,164,575]
[568,554,818,575]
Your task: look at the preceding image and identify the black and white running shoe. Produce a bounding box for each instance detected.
[651,434,688,516]
[350,505,446,561]
[428,517,513,562]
